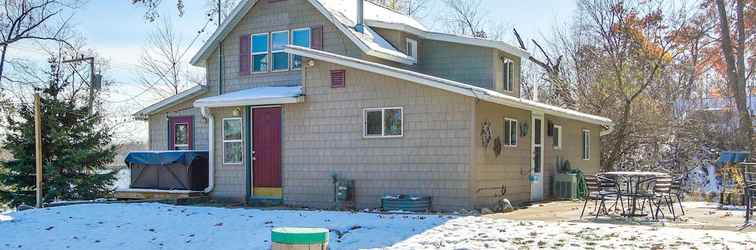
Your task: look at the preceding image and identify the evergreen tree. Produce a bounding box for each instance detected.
[0,64,116,207]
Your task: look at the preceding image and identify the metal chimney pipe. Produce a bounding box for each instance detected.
[356,0,364,33]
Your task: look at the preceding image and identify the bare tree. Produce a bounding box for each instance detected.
[440,0,489,38]
[714,0,752,150]
[368,0,428,17]
[130,0,242,23]
[137,18,198,97]
[0,0,82,87]
[513,28,576,107]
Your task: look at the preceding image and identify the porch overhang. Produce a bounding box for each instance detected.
[193,86,304,108]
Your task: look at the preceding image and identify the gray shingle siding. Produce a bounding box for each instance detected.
[283,61,475,210]
[147,97,208,151]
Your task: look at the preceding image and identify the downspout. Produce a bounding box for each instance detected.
[201,107,215,193]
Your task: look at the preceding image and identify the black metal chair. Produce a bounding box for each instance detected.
[649,176,677,220]
[670,176,686,216]
[580,175,620,219]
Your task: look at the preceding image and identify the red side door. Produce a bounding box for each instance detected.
[169,116,193,150]
[252,107,282,188]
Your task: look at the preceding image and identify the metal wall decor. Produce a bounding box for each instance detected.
[492,137,502,157]
[480,120,493,148]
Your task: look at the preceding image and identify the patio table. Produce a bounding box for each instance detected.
[603,171,669,217]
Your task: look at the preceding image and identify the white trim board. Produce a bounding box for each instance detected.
[133,85,208,120]
[285,45,613,128]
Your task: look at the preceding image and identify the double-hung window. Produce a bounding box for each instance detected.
[223,118,243,164]
[503,59,514,92]
[553,125,562,149]
[503,118,518,146]
[271,31,289,71]
[581,129,590,160]
[364,107,403,138]
[252,33,269,73]
[292,28,311,69]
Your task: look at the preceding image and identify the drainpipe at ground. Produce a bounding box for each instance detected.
[201,107,215,194]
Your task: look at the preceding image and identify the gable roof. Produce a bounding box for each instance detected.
[133,85,208,120]
[190,0,415,67]
[285,45,612,127]
[190,0,529,67]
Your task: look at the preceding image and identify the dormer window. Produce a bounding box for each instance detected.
[503,59,514,92]
[406,38,418,61]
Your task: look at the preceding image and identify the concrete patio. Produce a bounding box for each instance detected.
[487,200,755,232]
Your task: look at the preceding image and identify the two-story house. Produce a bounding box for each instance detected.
[133,0,613,210]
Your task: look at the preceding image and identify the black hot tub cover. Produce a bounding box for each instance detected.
[125,150,209,166]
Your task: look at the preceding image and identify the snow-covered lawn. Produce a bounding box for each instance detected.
[0,203,754,249]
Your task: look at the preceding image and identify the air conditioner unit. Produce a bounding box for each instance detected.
[553,174,578,200]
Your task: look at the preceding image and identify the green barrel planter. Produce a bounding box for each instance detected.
[271,227,329,250]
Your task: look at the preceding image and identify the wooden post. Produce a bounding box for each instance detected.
[34,93,43,208]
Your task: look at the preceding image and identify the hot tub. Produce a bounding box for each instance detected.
[124,151,209,191]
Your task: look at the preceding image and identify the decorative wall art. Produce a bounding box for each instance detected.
[480,120,493,149]
[492,137,502,157]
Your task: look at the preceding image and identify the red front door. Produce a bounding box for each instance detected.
[252,107,282,188]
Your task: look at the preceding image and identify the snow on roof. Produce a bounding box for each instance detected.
[285,45,612,127]
[318,0,428,31]
[193,86,303,108]
[309,0,415,64]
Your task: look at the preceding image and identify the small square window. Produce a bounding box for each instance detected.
[364,107,403,138]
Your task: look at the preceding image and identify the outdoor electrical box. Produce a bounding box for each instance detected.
[335,179,353,201]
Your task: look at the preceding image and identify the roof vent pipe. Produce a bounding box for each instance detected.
[356,0,365,33]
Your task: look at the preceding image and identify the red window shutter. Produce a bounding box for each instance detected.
[311,25,323,50]
[239,34,251,76]
[330,70,346,88]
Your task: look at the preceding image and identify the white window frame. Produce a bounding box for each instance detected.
[503,118,518,147]
[270,30,290,72]
[581,129,591,160]
[553,125,562,149]
[251,33,269,73]
[363,107,403,138]
[222,118,243,165]
[503,59,514,92]
[291,27,311,70]
[173,122,190,149]
[405,38,418,61]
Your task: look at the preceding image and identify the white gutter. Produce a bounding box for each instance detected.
[200,107,215,193]
[285,45,613,127]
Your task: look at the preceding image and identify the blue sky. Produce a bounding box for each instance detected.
[71,0,576,89]
[8,0,578,142]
